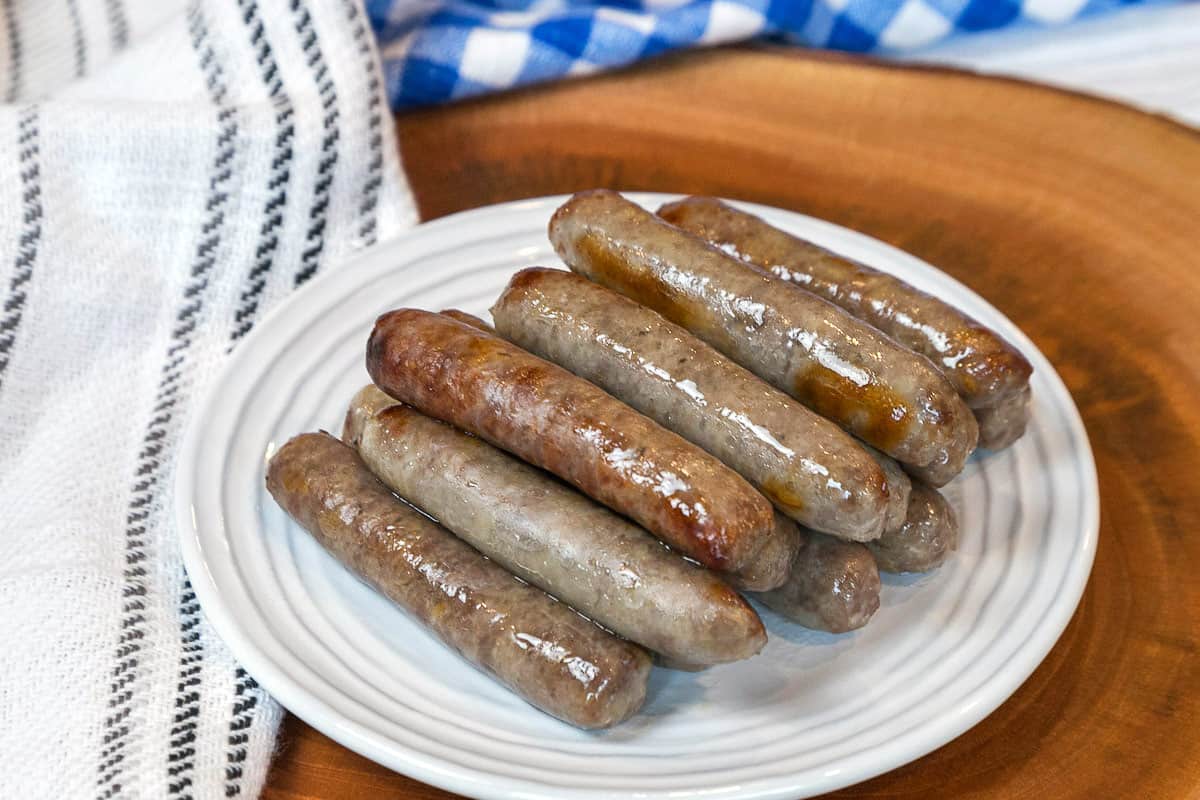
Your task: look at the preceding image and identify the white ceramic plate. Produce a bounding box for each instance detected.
[176,193,1098,800]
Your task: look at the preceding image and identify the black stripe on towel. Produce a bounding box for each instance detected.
[0,105,42,395]
[291,0,341,287]
[97,6,238,798]
[2,0,22,102]
[343,0,383,247]
[166,575,206,798]
[228,0,295,344]
[66,0,88,78]
[223,668,261,796]
[105,0,128,52]
[165,6,242,796]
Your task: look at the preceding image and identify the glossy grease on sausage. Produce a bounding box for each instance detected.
[976,385,1031,451]
[726,512,804,593]
[867,481,959,573]
[491,267,889,542]
[365,308,776,580]
[550,190,977,483]
[753,523,881,633]
[342,385,766,665]
[265,432,651,729]
[440,308,494,332]
[857,442,912,536]
[658,196,1032,414]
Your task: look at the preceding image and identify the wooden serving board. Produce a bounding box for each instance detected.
[263,47,1200,800]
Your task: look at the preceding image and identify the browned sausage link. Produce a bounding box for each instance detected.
[976,385,1031,451]
[366,309,776,578]
[752,521,881,633]
[491,267,889,542]
[866,481,959,573]
[658,196,1033,411]
[859,442,912,536]
[265,432,651,729]
[440,308,493,332]
[342,385,767,665]
[550,190,978,485]
[653,655,711,672]
[725,512,803,593]
[900,446,956,487]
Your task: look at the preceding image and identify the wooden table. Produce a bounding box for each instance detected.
[263,47,1200,800]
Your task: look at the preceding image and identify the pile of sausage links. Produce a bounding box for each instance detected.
[267,190,1033,729]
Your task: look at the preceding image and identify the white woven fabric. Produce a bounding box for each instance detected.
[899,2,1200,127]
[0,1,415,798]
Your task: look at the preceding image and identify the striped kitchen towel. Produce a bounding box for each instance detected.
[0,1,414,797]
[366,0,1163,108]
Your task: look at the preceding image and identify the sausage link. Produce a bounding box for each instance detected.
[900,443,962,487]
[658,196,1032,412]
[342,385,766,665]
[866,481,959,573]
[366,308,777,580]
[440,308,493,332]
[859,442,912,536]
[266,432,651,729]
[491,267,889,542]
[976,385,1031,451]
[725,512,804,593]
[752,521,881,633]
[550,190,978,485]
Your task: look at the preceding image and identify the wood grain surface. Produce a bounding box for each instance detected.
[262,47,1200,800]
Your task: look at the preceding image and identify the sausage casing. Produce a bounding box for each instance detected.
[753,521,881,634]
[658,196,1032,411]
[440,308,492,331]
[867,481,959,573]
[490,267,889,542]
[976,385,1031,451]
[265,432,651,729]
[342,385,767,665]
[725,512,804,593]
[858,442,912,536]
[365,308,777,580]
[550,190,978,485]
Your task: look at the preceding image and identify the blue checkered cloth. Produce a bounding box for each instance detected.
[367,0,1152,109]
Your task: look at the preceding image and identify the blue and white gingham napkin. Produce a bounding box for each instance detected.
[366,0,1161,109]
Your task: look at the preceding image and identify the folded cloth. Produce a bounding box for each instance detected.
[0,1,414,797]
[366,0,1164,108]
[899,1,1200,127]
